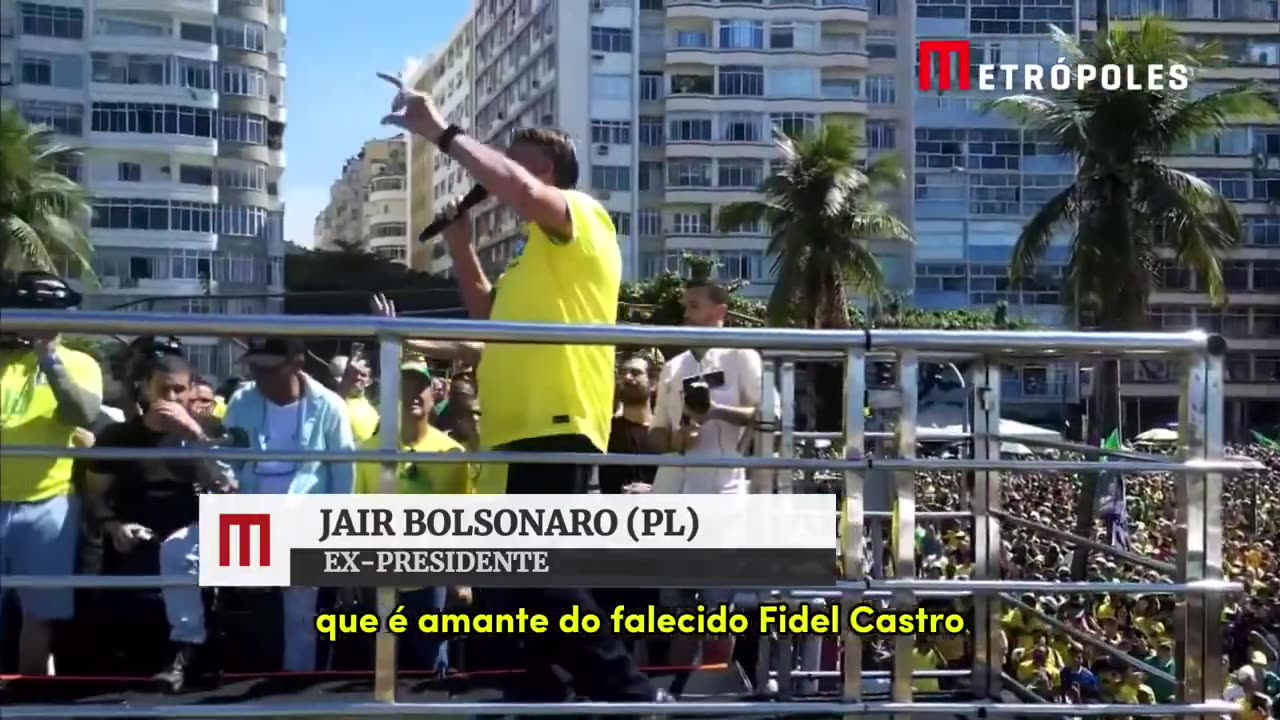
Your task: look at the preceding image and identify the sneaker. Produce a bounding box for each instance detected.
[152,643,200,694]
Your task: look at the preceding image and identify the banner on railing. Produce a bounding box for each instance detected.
[198,495,836,588]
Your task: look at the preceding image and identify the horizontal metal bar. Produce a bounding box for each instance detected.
[997,434,1267,470]
[0,700,1242,718]
[993,510,1177,574]
[3,445,1253,475]
[864,511,972,520]
[761,349,979,361]
[1,575,1243,593]
[774,669,973,679]
[1002,593,1176,685]
[4,310,1218,355]
[866,579,1242,594]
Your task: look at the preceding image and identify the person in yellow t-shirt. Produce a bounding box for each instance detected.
[380,75,658,701]
[330,353,379,443]
[354,359,471,673]
[0,272,104,676]
[912,635,947,693]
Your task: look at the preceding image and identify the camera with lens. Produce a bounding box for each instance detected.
[0,272,83,311]
[681,369,725,416]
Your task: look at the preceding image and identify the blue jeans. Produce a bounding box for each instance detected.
[0,494,78,622]
[159,524,319,671]
[400,587,449,673]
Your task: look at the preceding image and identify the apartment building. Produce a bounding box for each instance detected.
[406,16,474,274]
[313,136,409,263]
[1080,0,1280,436]
[0,0,288,380]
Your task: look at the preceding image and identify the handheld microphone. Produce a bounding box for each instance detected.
[418,185,489,242]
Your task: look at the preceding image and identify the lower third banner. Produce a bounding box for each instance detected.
[291,547,831,588]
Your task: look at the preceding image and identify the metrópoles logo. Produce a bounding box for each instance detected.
[918,40,1190,93]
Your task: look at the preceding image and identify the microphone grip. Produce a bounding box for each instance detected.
[418,185,489,242]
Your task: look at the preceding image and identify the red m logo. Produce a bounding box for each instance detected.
[219,513,271,567]
[919,40,972,92]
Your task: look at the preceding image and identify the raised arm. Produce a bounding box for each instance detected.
[35,339,102,428]
[370,294,485,363]
[378,72,572,239]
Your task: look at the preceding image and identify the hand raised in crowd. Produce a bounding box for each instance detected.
[371,293,397,319]
[105,521,154,553]
[377,72,446,143]
[623,482,653,495]
[145,399,204,441]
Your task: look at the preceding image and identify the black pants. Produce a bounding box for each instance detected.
[485,434,655,703]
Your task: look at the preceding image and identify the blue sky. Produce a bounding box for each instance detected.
[282,0,471,247]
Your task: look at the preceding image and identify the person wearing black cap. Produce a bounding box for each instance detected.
[379,74,662,704]
[1,271,103,675]
[154,336,355,679]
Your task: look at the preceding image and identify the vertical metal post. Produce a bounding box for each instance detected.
[969,358,1002,699]
[892,351,918,707]
[755,359,778,694]
[374,336,402,704]
[1174,348,1226,708]
[841,349,867,707]
[775,360,797,695]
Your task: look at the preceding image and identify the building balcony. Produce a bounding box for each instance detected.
[666,0,868,23]
[89,228,218,252]
[96,0,216,12]
[666,47,867,69]
[89,179,219,204]
[89,132,217,157]
[89,82,219,109]
[95,276,218,296]
[665,93,867,115]
[89,34,217,61]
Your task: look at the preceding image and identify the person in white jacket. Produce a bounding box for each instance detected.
[646,278,765,687]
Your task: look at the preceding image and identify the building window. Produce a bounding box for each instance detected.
[718,159,763,188]
[668,114,713,142]
[375,245,407,261]
[671,74,714,95]
[91,103,216,138]
[589,73,631,100]
[180,165,214,186]
[20,100,84,135]
[718,66,764,97]
[220,112,268,144]
[20,3,83,39]
[371,223,407,238]
[216,18,267,52]
[91,53,170,86]
[638,161,664,191]
[721,112,763,142]
[637,208,661,235]
[638,115,663,146]
[180,22,214,43]
[178,58,214,89]
[667,158,712,188]
[591,165,631,191]
[220,64,268,97]
[92,198,216,233]
[590,120,632,145]
[216,163,266,190]
[20,53,82,88]
[768,68,818,97]
[590,27,632,53]
[771,112,816,138]
[219,205,270,237]
[867,120,896,149]
[671,210,712,235]
[867,75,896,104]
[117,162,141,182]
[674,30,709,49]
[170,249,213,280]
[608,211,631,235]
[718,19,764,50]
[639,72,663,100]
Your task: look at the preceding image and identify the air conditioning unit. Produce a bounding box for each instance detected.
[591,53,605,61]
[597,144,609,155]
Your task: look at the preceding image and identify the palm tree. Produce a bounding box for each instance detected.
[0,109,96,283]
[988,16,1278,576]
[717,122,912,329]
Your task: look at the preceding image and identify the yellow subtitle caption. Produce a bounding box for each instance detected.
[313,603,967,642]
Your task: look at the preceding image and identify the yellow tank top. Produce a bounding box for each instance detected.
[478,190,620,454]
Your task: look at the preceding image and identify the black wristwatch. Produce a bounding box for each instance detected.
[437,124,464,153]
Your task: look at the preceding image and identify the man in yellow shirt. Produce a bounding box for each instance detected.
[0,272,104,675]
[354,358,471,673]
[330,353,379,443]
[380,75,660,703]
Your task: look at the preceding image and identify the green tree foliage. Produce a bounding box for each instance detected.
[716,122,913,329]
[0,109,96,283]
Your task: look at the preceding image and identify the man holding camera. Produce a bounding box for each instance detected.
[1,272,103,676]
[378,73,660,703]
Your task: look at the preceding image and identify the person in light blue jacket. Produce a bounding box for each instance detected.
[155,337,355,691]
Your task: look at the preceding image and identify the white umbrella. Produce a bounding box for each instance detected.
[1135,428,1178,443]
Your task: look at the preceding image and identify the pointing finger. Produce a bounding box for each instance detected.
[376,72,403,90]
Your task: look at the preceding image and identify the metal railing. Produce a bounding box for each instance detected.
[0,310,1249,718]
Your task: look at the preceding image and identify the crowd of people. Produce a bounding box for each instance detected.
[2,76,1276,717]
